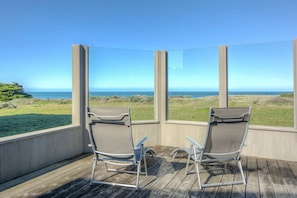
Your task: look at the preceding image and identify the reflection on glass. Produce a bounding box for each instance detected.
[168,47,219,121]
[228,41,293,127]
[88,47,155,120]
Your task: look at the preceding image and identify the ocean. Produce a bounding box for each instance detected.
[28,91,292,99]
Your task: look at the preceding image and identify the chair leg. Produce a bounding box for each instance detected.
[90,158,97,185]
[191,147,202,189]
[103,162,109,172]
[136,162,141,189]
[143,154,148,176]
[141,146,148,176]
[223,162,228,173]
[185,145,192,175]
[194,161,202,189]
[237,160,246,185]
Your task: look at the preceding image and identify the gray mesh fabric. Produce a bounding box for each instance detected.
[204,107,251,159]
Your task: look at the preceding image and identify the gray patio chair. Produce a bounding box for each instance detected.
[87,107,155,189]
[185,107,251,189]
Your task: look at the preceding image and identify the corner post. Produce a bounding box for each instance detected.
[154,51,168,123]
[293,39,297,128]
[219,45,228,108]
[72,44,89,152]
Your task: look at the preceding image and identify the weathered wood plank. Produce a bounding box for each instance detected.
[267,160,289,198]
[216,162,235,198]
[245,156,260,198]
[268,160,284,185]
[231,157,247,198]
[200,171,221,198]
[277,160,297,198]
[39,157,97,198]
[0,155,85,192]
[127,146,180,198]
[186,162,209,197]
[157,158,188,197]
[216,171,234,198]
[288,161,297,177]
[138,158,185,197]
[278,160,297,185]
[287,161,297,198]
[109,156,167,198]
[172,170,197,198]
[257,158,275,198]
[51,179,91,198]
[0,155,92,197]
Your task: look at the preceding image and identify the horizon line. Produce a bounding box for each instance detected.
[27,89,293,92]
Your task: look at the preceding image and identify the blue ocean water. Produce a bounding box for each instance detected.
[28,91,292,99]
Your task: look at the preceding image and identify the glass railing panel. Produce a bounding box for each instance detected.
[88,47,155,120]
[168,47,219,121]
[0,54,72,137]
[228,40,294,127]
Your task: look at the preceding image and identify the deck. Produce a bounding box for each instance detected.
[1,146,297,198]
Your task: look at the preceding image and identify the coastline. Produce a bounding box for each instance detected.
[28,91,293,99]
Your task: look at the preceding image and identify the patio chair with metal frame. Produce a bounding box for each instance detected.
[185,107,251,189]
[87,106,155,189]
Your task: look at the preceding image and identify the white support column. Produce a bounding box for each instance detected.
[154,51,168,122]
[72,45,87,125]
[85,46,89,110]
[293,40,297,128]
[72,44,89,152]
[219,45,228,108]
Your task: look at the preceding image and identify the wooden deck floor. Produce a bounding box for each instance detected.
[1,146,297,198]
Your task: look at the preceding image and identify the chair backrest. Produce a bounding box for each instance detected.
[203,107,251,159]
[87,107,135,158]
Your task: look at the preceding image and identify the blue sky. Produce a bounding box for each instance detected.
[1,0,297,91]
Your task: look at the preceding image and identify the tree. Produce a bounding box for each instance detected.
[0,82,32,102]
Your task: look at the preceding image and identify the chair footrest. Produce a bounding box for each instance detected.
[91,180,139,189]
[145,148,156,159]
[171,147,191,159]
[201,180,246,188]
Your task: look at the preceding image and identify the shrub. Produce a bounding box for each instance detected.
[0,82,32,102]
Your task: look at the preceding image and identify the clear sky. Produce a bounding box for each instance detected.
[1,0,297,91]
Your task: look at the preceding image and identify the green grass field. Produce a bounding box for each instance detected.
[0,94,294,137]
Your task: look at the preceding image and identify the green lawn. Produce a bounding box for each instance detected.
[0,94,294,137]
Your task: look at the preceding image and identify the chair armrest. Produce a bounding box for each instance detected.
[186,136,203,151]
[135,137,148,148]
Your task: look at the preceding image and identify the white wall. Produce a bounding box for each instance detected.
[0,126,84,183]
